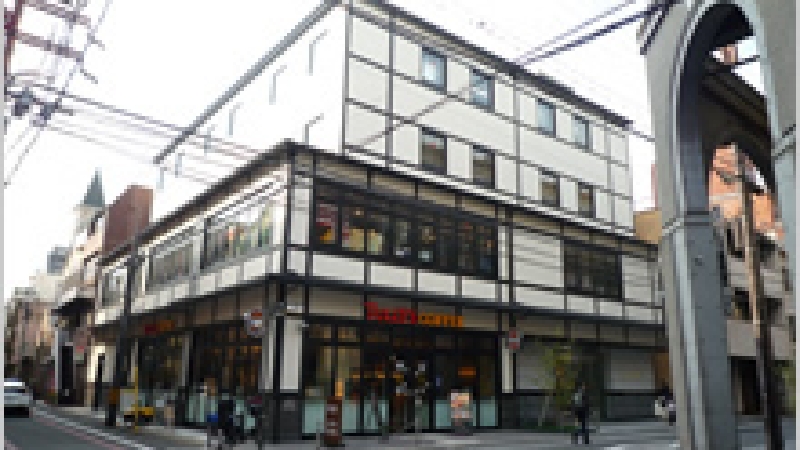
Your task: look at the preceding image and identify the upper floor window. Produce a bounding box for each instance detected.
[541,170,560,207]
[577,183,595,217]
[420,128,446,173]
[421,48,446,89]
[148,230,194,290]
[470,69,493,108]
[312,183,498,278]
[536,100,555,135]
[573,115,590,148]
[472,145,494,187]
[564,243,621,298]
[101,266,126,307]
[204,195,274,269]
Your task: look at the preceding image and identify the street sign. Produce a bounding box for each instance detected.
[244,309,265,337]
[507,329,522,351]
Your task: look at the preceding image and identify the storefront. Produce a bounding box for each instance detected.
[300,297,501,436]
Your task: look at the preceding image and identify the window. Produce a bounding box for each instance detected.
[420,129,446,173]
[536,100,555,135]
[472,146,494,187]
[102,266,126,307]
[470,70,493,108]
[541,170,560,207]
[204,195,274,268]
[421,48,446,89]
[312,183,498,278]
[573,115,590,148]
[577,183,595,217]
[564,243,621,298]
[149,231,194,290]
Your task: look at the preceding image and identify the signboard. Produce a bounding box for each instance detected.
[244,309,265,337]
[143,320,175,336]
[323,397,343,447]
[365,302,463,328]
[506,329,522,351]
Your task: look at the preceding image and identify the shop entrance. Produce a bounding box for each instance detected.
[303,320,498,436]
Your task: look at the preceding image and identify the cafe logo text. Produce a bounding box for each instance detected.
[365,302,463,328]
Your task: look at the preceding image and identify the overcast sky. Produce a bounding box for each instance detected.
[3,0,680,298]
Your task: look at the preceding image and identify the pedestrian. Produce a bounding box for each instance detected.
[571,383,590,445]
[665,389,676,426]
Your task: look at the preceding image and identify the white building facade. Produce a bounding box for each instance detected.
[91,1,663,440]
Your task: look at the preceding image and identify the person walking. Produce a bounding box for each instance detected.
[571,383,590,445]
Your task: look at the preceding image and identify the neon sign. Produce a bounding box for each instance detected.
[365,302,463,328]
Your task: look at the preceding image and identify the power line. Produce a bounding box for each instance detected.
[359,1,668,149]
[5,0,115,187]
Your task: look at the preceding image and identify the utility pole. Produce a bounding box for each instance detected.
[734,146,784,450]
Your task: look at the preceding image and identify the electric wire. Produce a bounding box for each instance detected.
[358,1,670,149]
[5,0,115,187]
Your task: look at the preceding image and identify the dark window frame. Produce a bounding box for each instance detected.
[564,241,622,299]
[540,169,560,207]
[469,69,494,110]
[420,127,447,175]
[536,99,556,136]
[471,145,495,188]
[572,115,591,149]
[577,183,595,217]
[420,47,447,91]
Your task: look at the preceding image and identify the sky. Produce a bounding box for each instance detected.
[2,0,716,299]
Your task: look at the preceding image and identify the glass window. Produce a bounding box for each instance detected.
[418,222,437,265]
[342,205,366,252]
[458,221,476,272]
[438,218,456,271]
[537,100,555,135]
[315,201,339,246]
[420,129,446,173]
[541,170,560,207]
[477,224,497,276]
[472,146,494,187]
[470,70,493,108]
[578,183,595,217]
[421,48,445,89]
[564,242,621,298]
[366,212,389,256]
[393,219,412,260]
[573,115,590,148]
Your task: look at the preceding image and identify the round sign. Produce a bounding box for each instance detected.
[507,329,522,351]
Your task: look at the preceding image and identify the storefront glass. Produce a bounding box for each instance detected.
[301,319,498,436]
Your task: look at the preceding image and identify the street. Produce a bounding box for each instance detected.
[3,405,796,450]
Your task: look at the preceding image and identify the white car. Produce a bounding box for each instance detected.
[4,379,33,416]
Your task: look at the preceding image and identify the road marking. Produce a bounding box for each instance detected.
[5,440,21,450]
[32,415,125,450]
[33,409,153,450]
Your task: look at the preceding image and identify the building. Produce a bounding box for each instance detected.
[47,246,70,276]
[6,285,57,398]
[90,1,662,440]
[52,172,153,406]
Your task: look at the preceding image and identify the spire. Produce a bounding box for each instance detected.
[81,170,105,207]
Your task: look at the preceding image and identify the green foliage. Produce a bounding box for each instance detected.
[541,343,580,412]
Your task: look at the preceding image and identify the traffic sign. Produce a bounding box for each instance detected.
[507,329,522,351]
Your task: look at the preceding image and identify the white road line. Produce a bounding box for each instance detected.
[33,409,154,450]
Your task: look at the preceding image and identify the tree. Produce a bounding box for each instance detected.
[527,339,581,428]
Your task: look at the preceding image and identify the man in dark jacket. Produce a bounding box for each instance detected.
[571,383,590,444]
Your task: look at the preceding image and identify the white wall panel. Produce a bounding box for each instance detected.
[496,155,517,194]
[462,277,496,301]
[351,17,389,65]
[626,305,655,322]
[604,349,655,390]
[614,196,634,228]
[281,319,303,390]
[313,254,364,284]
[519,128,607,188]
[518,316,565,337]
[447,60,471,99]
[520,164,539,200]
[309,289,363,318]
[597,300,624,318]
[556,108,573,143]
[348,58,388,109]
[418,269,456,296]
[518,92,538,128]
[346,103,386,155]
[592,125,606,155]
[608,132,628,164]
[218,265,240,290]
[370,262,413,290]
[567,295,595,314]
[515,286,563,310]
[495,82,515,117]
[288,249,306,275]
[448,140,470,180]
[392,124,418,165]
[595,190,612,222]
[561,179,577,212]
[393,36,419,78]
[243,254,272,281]
[611,164,631,197]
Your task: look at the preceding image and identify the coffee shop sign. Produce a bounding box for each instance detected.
[365,302,463,328]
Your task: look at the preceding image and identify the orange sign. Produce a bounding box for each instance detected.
[365,302,463,328]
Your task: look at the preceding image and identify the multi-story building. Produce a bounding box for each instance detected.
[7,284,57,398]
[635,145,795,416]
[52,172,153,406]
[90,0,662,439]
[47,246,70,276]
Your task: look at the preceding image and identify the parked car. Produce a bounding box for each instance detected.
[4,379,33,416]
